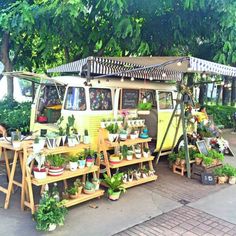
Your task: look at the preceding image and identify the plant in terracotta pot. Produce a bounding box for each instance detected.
[34,191,67,231]
[83,180,95,194]
[194,153,205,165]
[202,156,213,167]
[227,166,236,185]
[46,154,65,176]
[67,186,78,199]
[213,167,227,184]
[103,172,126,201]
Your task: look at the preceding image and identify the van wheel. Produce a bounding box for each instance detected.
[174,136,186,153]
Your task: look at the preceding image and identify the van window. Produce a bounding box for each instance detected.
[89,88,112,110]
[65,87,86,111]
[121,89,139,109]
[140,89,156,107]
[158,92,173,109]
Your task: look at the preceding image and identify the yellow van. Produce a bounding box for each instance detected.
[30,75,184,153]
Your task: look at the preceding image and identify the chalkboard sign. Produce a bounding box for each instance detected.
[121,89,139,109]
[196,140,209,156]
[201,173,216,185]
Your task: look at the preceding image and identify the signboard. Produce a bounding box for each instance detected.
[0,62,4,74]
[201,173,215,185]
[121,89,139,109]
[196,140,209,156]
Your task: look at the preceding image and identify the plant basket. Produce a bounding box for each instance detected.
[229,176,236,185]
[218,176,227,184]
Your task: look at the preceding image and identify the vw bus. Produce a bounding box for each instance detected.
[30,75,185,153]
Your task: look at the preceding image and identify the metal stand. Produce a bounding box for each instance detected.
[155,85,191,178]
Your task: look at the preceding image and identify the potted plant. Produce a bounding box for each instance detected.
[84,149,96,167]
[83,129,90,144]
[168,152,177,168]
[140,166,149,178]
[106,123,119,142]
[11,129,22,149]
[137,101,152,115]
[46,154,65,176]
[46,133,57,149]
[92,177,100,190]
[228,167,236,185]
[34,191,67,231]
[69,155,79,171]
[32,153,47,180]
[213,167,227,184]
[127,146,134,161]
[129,128,137,140]
[133,169,141,180]
[57,117,67,146]
[33,136,42,154]
[134,144,142,159]
[121,145,128,160]
[143,147,149,158]
[119,129,128,141]
[208,150,224,165]
[74,178,83,194]
[194,153,205,165]
[67,186,79,199]
[109,153,123,163]
[83,180,95,194]
[100,118,107,128]
[127,169,134,182]
[77,152,86,169]
[202,156,213,167]
[103,173,126,201]
[67,134,77,147]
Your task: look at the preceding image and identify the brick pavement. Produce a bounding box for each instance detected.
[114,206,236,236]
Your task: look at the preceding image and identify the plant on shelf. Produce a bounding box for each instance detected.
[121,145,128,159]
[140,166,149,178]
[106,123,119,142]
[92,177,100,190]
[56,116,67,146]
[143,147,149,158]
[31,153,47,180]
[202,156,213,167]
[103,172,126,201]
[67,186,78,199]
[208,149,224,165]
[119,129,128,141]
[127,169,134,182]
[137,101,152,111]
[129,127,136,139]
[76,152,86,169]
[83,180,95,194]
[11,129,22,148]
[69,155,79,171]
[194,153,205,165]
[134,144,142,159]
[84,149,96,167]
[34,191,67,231]
[74,178,83,193]
[46,154,65,176]
[83,129,90,144]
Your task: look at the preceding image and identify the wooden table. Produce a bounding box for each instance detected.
[0,140,32,209]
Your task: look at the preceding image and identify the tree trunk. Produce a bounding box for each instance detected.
[199,83,206,105]
[222,76,230,105]
[231,78,236,106]
[216,85,222,105]
[0,32,13,99]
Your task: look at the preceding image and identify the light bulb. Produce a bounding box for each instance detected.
[177,61,182,66]
[149,76,153,81]
[131,77,134,81]
[121,77,124,82]
[162,72,167,77]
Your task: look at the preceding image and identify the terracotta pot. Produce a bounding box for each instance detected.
[218,176,227,184]
[180,159,186,167]
[77,186,83,194]
[69,194,79,199]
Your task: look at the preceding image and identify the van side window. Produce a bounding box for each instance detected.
[65,87,86,111]
[89,88,112,110]
[140,90,156,108]
[158,92,173,109]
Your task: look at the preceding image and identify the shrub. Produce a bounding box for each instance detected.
[206,105,236,128]
[0,97,31,135]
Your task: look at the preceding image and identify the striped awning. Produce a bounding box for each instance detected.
[47,56,236,81]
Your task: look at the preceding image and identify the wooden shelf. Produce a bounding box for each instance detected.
[63,190,104,207]
[31,166,99,186]
[101,156,155,169]
[123,175,158,188]
[105,138,152,148]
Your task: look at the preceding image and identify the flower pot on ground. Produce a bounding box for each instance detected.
[46,154,65,176]
[168,153,177,168]
[103,173,126,201]
[69,156,79,171]
[34,191,67,231]
[213,166,227,184]
[83,181,95,194]
[92,178,100,190]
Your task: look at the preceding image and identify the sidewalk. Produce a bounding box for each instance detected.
[0,129,235,236]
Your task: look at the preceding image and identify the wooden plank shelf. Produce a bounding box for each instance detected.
[31,166,99,186]
[105,138,152,148]
[63,190,104,207]
[123,175,158,188]
[101,156,154,169]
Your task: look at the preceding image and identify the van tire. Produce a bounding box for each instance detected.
[174,135,186,153]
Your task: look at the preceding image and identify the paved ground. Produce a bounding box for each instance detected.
[0,129,235,235]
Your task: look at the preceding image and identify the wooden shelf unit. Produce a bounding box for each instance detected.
[98,128,157,187]
[23,143,104,214]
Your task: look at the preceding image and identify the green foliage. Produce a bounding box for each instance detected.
[84,181,95,190]
[206,105,236,128]
[194,153,206,159]
[69,155,79,162]
[46,154,65,167]
[76,152,86,160]
[106,123,119,134]
[67,186,78,195]
[0,98,31,135]
[168,152,177,163]
[34,191,67,231]
[103,172,126,195]
[202,156,213,166]
[213,164,236,177]
[207,149,224,162]
[121,145,128,158]
[138,102,152,111]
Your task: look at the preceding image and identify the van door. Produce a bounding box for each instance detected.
[156,91,177,151]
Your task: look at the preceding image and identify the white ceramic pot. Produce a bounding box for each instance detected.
[33,168,47,179]
[108,133,118,142]
[46,138,56,149]
[68,137,76,147]
[38,138,46,149]
[69,161,78,171]
[33,143,42,154]
[127,155,133,161]
[135,152,142,159]
[143,152,149,158]
[120,133,127,141]
[48,223,57,231]
[130,134,136,140]
[12,141,21,149]
[229,176,236,185]
[56,136,62,147]
[83,135,90,144]
[61,136,66,146]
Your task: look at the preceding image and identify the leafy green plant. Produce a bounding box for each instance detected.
[46,154,65,167]
[67,186,78,195]
[121,145,128,158]
[221,164,236,177]
[84,181,95,190]
[194,153,206,159]
[168,152,177,163]
[202,156,213,166]
[208,150,224,162]
[69,156,79,162]
[213,167,225,177]
[106,123,119,134]
[74,178,83,187]
[138,102,152,110]
[103,173,126,196]
[76,152,86,160]
[34,191,67,231]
